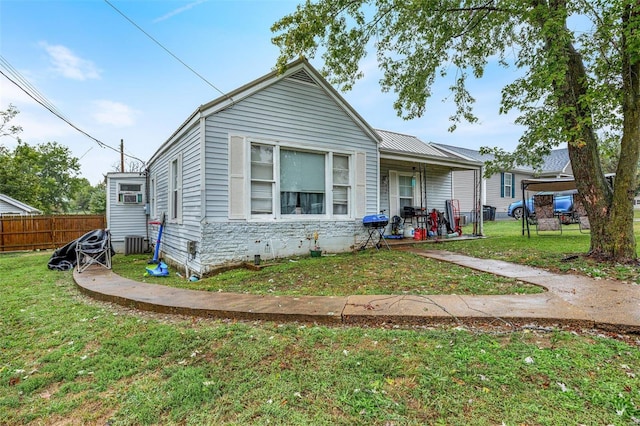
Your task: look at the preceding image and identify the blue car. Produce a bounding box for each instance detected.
[507,191,576,220]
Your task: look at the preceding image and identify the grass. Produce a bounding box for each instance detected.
[439,219,640,283]
[3,221,640,424]
[112,250,542,296]
[113,218,640,298]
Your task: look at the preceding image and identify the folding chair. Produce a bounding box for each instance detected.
[402,206,415,226]
[572,198,591,233]
[76,229,113,273]
[534,194,562,235]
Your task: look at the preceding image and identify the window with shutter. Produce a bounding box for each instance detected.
[502,172,513,199]
[242,138,359,219]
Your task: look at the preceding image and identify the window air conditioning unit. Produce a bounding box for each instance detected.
[121,192,143,204]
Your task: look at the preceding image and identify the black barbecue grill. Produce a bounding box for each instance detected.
[360,213,390,250]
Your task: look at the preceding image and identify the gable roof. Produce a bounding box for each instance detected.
[539,148,571,175]
[433,143,571,175]
[148,58,381,165]
[0,193,42,214]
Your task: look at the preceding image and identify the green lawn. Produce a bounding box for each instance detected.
[113,218,640,297]
[112,249,542,296]
[440,219,640,283]
[2,222,640,425]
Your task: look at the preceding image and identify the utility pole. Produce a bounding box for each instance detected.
[120,139,125,172]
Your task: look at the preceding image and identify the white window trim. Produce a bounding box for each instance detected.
[117,182,143,204]
[150,174,157,218]
[503,172,513,199]
[398,172,418,206]
[249,143,276,216]
[247,138,355,221]
[168,153,183,224]
[331,153,352,218]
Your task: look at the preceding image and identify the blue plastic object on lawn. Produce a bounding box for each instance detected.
[145,261,169,277]
[149,213,165,264]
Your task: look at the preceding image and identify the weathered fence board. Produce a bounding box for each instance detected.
[0,215,106,251]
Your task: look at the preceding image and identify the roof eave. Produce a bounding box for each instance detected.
[147,59,382,166]
[380,150,483,169]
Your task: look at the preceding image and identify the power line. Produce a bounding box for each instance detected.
[104,0,234,104]
[0,56,69,122]
[0,57,146,164]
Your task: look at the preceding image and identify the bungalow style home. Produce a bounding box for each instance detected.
[433,144,572,220]
[0,193,42,215]
[108,59,482,276]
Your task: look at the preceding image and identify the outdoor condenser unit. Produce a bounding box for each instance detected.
[124,235,145,255]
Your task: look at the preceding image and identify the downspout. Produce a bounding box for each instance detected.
[479,165,485,236]
[144,168,150,249]
[375,144,381,215]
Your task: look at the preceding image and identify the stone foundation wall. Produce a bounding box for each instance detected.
[198,220,369,275]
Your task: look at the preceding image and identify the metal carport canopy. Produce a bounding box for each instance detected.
[520,177,577,237]
[520,177,577,192]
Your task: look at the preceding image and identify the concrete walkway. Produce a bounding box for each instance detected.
[73,249,640,334]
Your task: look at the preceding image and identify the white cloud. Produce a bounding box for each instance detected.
[92,100,139,127]
[153,0,207,23]
[0,75,39,107]
[40,42,101,81]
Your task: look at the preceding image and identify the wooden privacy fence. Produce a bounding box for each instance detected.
[0,215,106,252]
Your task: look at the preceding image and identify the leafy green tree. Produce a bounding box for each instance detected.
[272,0,640,262]
[0,104,22,139]
[0,142,42,207]
[88,181,106,214]
[0,141,82,213]
[71,178,106,214]
[0,106,84,214]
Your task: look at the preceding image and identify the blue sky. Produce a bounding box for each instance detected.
[1,0,523,184]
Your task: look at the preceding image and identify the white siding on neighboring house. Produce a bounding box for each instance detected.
[450,170,480,214]
[0,200,29,215]
[0,194,42,215]
[485,171,530,217]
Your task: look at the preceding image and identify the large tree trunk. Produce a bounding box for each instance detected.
[548,4,638,263]
[604,2,640,262]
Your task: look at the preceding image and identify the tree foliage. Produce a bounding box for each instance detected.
[272,0,640,262]
[0,141,82,213]
[0,105,86,214]
[69,178,106,214]
[0,104,23,139]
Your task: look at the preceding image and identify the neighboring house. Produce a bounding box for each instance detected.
[0,193,42,215]
[108,59,482,276]
[433,144,572,219]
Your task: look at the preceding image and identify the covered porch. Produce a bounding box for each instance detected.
[376,130,484,238]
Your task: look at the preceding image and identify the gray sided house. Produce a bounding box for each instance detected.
[106,173,148,253]
[107,60,485,276]
[434,144,572,219]
[144,59,380,276]
[0,193,42,215]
